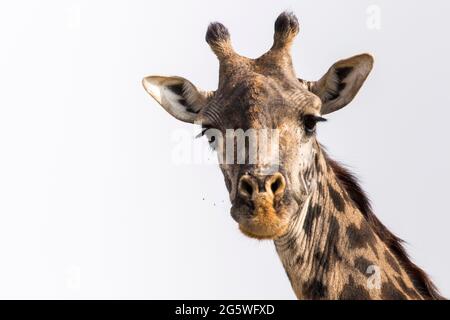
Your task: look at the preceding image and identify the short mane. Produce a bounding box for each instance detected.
[324,151,443,300]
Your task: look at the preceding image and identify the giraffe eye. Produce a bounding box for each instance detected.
[196,126,212,138]
[303,115,327,134]
[197,126,218,150]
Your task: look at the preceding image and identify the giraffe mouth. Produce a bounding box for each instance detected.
[231,194,296,239]
[237,215,289,240]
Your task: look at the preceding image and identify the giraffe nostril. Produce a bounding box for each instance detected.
[267,173,286,196]
[271,178,281,194]
[238,175,258,200]
[241,180,253,196]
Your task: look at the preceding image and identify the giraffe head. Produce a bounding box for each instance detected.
[143,12,373,240]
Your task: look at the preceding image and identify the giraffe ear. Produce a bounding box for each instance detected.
[142,76,213,123]
[302,54,374,115]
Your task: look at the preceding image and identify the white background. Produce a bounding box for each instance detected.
[0,0,449,299]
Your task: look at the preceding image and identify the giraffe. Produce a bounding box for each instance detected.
[142,12,443,300]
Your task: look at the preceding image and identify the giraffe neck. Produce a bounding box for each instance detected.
[274,149,424,300]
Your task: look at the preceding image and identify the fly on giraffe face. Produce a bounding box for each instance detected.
[143,12,443,300]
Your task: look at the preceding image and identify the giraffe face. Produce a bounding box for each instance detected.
[143,12,373,239]
[198,71,323,239]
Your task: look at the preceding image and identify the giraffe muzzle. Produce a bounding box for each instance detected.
[237,172,286,203]
[232,172,291,239]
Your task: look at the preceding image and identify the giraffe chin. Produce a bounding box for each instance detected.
[235,202,290,240]
[238,221,288,240]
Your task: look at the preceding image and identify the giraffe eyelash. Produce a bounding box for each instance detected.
[304,115,327,123]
